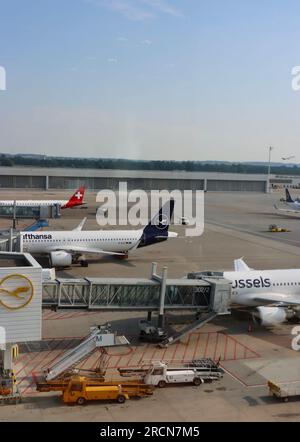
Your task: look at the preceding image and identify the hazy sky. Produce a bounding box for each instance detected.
[1,0,300,162]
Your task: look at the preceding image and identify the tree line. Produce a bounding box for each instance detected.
[0,154,299,176]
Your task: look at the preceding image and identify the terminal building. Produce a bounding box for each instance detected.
[0,166,298,192]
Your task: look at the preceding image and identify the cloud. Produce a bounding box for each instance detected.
[117,37,129,42]
[141,39,152,45]
[87,0,154,21]
[85,0,182,20]
[108,58,118,63]
[141,0,182,17]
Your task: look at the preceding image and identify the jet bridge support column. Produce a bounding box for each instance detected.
[150,262,167,328]
[158,267,167,328]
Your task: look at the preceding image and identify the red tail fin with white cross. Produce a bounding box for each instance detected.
[62,186,86,209]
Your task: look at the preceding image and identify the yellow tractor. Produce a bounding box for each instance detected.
[268,224,290,233]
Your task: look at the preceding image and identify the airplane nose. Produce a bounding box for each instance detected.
[168,231,178,238]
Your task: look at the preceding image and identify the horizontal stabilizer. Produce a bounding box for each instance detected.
[274,204,300,214]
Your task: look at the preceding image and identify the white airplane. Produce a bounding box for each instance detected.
[20,200,177,267]
[224,258,300,326]
[281,155,295,161]
[274,188,300,214]
[196,258,300,326]
[0,186,86,209]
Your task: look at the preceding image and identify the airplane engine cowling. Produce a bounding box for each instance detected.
[255,306,287,326]
[50,251,72,267]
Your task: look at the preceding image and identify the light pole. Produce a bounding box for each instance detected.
[267,146,274,193]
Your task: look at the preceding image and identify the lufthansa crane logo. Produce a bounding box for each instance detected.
[0,274,34,310]
[153,213,169,229]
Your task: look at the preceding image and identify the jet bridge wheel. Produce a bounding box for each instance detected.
[80,261,89,267]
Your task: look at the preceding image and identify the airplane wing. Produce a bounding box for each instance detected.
[251,292,300,306]
[72,217,87,231]
[234,258,252,272]
[274,204,300,214]
[49,245,126,256]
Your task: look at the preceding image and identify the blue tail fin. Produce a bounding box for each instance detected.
[285,188,294,203]
[138,199,175,248]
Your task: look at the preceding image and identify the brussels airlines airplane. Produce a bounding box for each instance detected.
[223,258,300,326]
[0,186,86,209]
[196,258,300,326]
[274,188,300,214]
[20,200,177,267]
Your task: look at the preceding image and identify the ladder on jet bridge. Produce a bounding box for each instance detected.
[159,312,218,348]
[45,325,129,381]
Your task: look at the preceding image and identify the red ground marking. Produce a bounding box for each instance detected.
[213,332,220,361]
[40,338,80,370]
[182,332,192,361]
[17,331,261,395]
[106,346,133,357]
[160,345,168,361]
[43,311,101,321]
[22,371,39,396]
[192,333,201,361]
[122,347,137,367]
[15,339,57,376]
[18,346,57,389]
[224,334,228,361]
[204,332,210,358]
[170,342,180,362]
[147,345,159,364]
[137,344,150,365]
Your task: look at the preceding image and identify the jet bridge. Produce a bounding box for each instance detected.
[42,272,231,314]
[0,203,60,220]
[42,264,231,344]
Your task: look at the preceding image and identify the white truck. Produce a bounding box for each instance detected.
[143,361,203,388]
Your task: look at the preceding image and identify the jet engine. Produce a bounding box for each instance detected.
[50,251,72,267]
[254,306,287,326]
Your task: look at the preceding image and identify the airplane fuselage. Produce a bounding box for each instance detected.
[287,201,300,211]
[0,200,69,207]
[21,229,144,254]
[224,269,300,306]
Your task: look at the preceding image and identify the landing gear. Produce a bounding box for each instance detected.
[73,254,89,267]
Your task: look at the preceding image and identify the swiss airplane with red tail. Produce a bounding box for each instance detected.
[0,186,86,209]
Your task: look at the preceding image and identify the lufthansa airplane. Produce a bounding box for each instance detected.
[20,200,177,267]
[0,186,86,209]
[274,188,300,214]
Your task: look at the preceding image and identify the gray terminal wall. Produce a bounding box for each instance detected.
[48,176,205,191]
[206,179,266,192]
[0,174,267,192]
